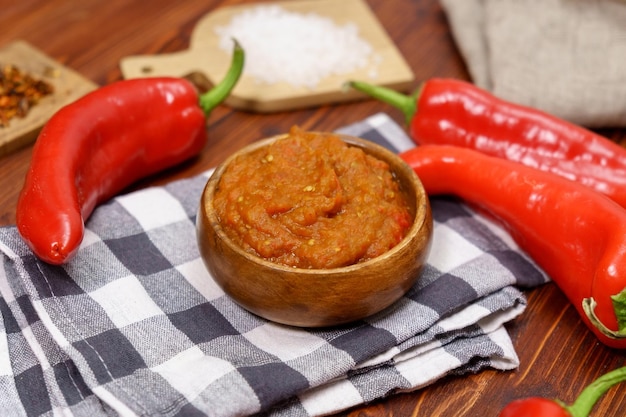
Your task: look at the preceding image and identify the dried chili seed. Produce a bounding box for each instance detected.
[0,64,54,127]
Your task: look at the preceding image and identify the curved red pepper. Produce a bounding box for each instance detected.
[348,79,626,209]
[400,145,626,348]
[499,366,626,417]
[16,42,245,265]
[499,398,571,417]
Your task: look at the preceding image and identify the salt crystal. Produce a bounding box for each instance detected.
[214,5,380,89]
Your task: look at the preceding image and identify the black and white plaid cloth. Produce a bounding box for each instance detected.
[0,113,548,417]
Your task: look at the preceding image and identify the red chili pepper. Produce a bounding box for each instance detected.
[348,79,626,209]
[499,398,571,417]
[499,366,626,417]
[16,42,245,265]
[399,145,626,348]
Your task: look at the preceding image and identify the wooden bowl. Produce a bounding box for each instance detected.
[196,133,433,327]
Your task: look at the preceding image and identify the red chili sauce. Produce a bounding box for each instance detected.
[213,127,412,269]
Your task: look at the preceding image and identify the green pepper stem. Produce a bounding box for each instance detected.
[582,297,626,339]
[563,366,626,417]
[347,80,419,125]
[198,39,245,115]
[611,287,626,332]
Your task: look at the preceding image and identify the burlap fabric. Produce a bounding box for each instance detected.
[440,0,626,127]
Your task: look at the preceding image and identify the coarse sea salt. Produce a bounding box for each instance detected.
[214,5,380,89]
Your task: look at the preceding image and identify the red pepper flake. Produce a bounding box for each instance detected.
[0,64,54,127]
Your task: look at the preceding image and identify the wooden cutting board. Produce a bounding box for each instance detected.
[0,41,97,157]
[120,0,415,112]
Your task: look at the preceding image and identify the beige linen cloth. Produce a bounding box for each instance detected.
[440,0,626,128]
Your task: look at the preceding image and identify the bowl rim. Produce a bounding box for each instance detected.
[201,132,429,275]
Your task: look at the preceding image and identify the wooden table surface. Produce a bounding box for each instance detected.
[2,1,625,416]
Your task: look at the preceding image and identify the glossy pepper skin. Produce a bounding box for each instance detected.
[16,42,244,265]
[499,398,571,417]
[400,145,626,349]
[499,366,626,417]
[348,79,626,209]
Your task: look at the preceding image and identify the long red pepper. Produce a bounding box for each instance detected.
[16,42,245,265]
[399,145,626,349]
[499,366,626,417]
[348,79,626,209]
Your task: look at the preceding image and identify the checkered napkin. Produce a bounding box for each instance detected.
[0,113,548,417]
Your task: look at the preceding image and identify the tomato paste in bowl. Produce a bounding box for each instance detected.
[212,126,412,269]
[196,127,432,327]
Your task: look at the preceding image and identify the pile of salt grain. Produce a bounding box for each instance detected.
[214,5,381,89]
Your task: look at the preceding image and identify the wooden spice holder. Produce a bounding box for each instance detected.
[0,41,97,157]
[120,0,415,112]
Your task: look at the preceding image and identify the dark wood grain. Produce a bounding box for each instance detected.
[1,1,625,416]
